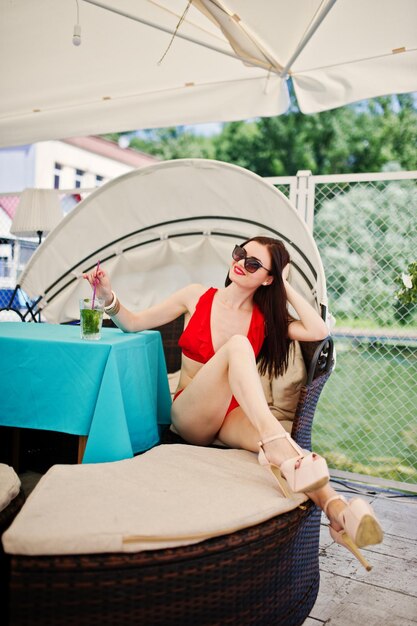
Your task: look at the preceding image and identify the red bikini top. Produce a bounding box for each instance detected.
[178,287,265,364]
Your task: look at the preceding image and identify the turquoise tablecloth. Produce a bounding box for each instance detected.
[0,323,172,463]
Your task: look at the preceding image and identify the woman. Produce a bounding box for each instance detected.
[84,236,383,570]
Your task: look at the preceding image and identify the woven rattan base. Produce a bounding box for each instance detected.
[8,500,320,626]
[1,488,25,626]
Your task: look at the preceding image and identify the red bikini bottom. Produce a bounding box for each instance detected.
[173,389,239,417]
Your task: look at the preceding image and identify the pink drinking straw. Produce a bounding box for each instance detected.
[91,260,100,309]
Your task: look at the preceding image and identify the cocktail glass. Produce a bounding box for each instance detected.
[79,298,104,340]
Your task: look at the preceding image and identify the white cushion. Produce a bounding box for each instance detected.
[2,445,307,556]
[0,464,21,512]
[260,341,307,433]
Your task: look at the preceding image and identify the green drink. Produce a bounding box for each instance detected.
[79,298,104,340]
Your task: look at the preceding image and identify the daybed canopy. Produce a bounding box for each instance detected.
[18,159,328,324]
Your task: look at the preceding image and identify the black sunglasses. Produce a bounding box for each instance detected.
[232,245,270,273]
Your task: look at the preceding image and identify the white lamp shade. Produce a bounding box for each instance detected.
[10,188,63,238]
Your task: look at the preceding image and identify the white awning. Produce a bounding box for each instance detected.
[1,0,416,147]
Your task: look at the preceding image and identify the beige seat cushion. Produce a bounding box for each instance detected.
[2,445,307,556]
[0,464,21,512]
[260,341,307,433]
[169,341,307,434]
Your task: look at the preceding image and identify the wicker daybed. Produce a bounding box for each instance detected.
[5,317,333,626]
[4,160,335,625]
[0,466,25,626]
[7,504,320,626]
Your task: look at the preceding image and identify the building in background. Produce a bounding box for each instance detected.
[0,135,158,193]
[0,136,158,308]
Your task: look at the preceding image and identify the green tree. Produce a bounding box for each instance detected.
[213,95,417,177]
[104,127,215,160]
[103,92,417,176]
[212,121,261,170]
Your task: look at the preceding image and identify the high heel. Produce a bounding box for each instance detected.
[258,433,330,497]
[329,525,373,571]
[324,495,384,571]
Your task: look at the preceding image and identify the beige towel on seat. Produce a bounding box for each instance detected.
[3,445,307,556]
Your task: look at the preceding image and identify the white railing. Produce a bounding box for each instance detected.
[265,170,417,233]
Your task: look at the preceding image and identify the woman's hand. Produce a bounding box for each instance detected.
[82,267,113,306]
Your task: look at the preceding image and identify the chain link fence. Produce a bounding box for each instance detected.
[1,173,416,485]
[314,176,417,485]
[269,171,417,486]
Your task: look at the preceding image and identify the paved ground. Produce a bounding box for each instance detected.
[305,479,417,626]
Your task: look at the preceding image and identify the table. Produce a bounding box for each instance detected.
[0,323,172,464]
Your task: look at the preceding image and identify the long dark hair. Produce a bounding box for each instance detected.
[225,236,291,378]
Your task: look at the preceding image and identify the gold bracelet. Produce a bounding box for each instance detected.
[104,291,121,316]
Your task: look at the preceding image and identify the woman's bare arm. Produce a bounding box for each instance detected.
[282,270,328,342]
[108,284,204,332]
[83,267,204,333]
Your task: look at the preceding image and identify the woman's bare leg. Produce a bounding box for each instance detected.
[174,338,370,538]
[172,334,312,462]
[307,484,347,529]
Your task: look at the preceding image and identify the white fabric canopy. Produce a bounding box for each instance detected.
[18,159,328,323]
[1,0,416,148]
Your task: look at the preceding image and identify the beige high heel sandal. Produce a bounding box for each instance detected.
[258,433,330,498]
[324,495,384,571]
